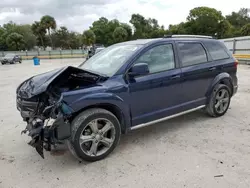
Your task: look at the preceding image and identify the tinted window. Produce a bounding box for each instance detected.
[178,43,207,67]
[134,44,175,74]
[205,41,230,60]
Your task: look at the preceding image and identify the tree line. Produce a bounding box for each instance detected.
[0,7,250,51]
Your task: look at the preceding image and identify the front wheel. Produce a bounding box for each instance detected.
[206,84,231,117]
[69,108,121,162]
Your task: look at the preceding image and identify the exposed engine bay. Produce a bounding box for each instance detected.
[16,66,106,158]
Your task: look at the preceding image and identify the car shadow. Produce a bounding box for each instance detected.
[118,109,210,152]
[18,110,211,169]
[71,110,210,164]
[1,63,19,66]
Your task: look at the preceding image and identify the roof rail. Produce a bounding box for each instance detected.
[163,35,213,39]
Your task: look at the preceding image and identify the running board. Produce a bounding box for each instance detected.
[131,105,206,131]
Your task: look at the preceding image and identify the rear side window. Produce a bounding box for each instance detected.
[178,43,208,67]
[204,41,230,60]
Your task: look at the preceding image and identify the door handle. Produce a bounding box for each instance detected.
[209,67,216,71]
[170,75,181,79]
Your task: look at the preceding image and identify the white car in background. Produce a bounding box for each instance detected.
[95,47,105,54]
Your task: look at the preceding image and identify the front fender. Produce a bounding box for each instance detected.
[64,92,131,130]
[206,72,233,97]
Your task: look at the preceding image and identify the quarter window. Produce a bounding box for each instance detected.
[134,44,175,74]
[205,41,230,60]
[178,43,208,67]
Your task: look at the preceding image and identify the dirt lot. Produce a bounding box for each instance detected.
[0,59,250,188]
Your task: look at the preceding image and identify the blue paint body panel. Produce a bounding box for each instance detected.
[37,38,240,132]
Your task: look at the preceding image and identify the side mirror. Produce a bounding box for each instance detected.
[128,63,149,77]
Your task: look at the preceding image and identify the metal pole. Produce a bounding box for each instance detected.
[26,50,28,60]
[232,39,236,54]
[37,50,40,57]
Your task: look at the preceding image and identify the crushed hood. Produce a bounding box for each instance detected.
[17,67,66,99]
[17,66,98,99]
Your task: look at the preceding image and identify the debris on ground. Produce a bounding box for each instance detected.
[214,175,224,178]
[127,161,136,167]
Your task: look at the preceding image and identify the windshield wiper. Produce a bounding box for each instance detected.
[79,67,109,78]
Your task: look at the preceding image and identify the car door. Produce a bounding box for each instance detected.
[127,42,183,126]
[176,41,220,108]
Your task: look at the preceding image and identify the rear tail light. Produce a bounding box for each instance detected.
[233,57,238,68]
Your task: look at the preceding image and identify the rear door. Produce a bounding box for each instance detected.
[203,40,236,78]
[176,41,220,107]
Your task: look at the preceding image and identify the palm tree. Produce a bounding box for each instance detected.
[31,21,46,49]
[41,15,56,48]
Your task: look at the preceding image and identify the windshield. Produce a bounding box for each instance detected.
[80,44,142,76]
[5,54,15,58]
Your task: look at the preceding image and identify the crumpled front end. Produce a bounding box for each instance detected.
[16,66,102,158]
[17,95,73,158]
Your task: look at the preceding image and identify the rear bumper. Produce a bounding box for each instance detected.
[233,85,238,96]
[231,74,238,96]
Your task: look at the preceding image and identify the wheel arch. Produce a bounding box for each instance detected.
[206,72,234,100]
[69,103,129,134]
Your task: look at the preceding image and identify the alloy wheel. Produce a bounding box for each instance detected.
[79,118,116,157]
[214,88,230,114]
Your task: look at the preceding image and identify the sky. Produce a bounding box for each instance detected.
[0,0,249,32]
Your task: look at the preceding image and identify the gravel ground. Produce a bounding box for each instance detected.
[0,59,250,188]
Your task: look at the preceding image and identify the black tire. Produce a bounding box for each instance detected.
[206,84,231,117]
[69,108,121,162]
[19,61,22,63]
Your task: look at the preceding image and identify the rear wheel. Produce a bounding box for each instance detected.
[68,108,121,162]
[206,84,231,117]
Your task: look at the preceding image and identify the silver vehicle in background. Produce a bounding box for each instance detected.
[87,47,105,60]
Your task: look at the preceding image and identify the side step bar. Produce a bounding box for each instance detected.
[131,105,205,131]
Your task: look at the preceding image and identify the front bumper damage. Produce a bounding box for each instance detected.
[16,66,102,159]
[21,116,71,158]
[18,97,73,159]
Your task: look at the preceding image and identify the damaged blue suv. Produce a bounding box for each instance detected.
[16,35,238,161]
